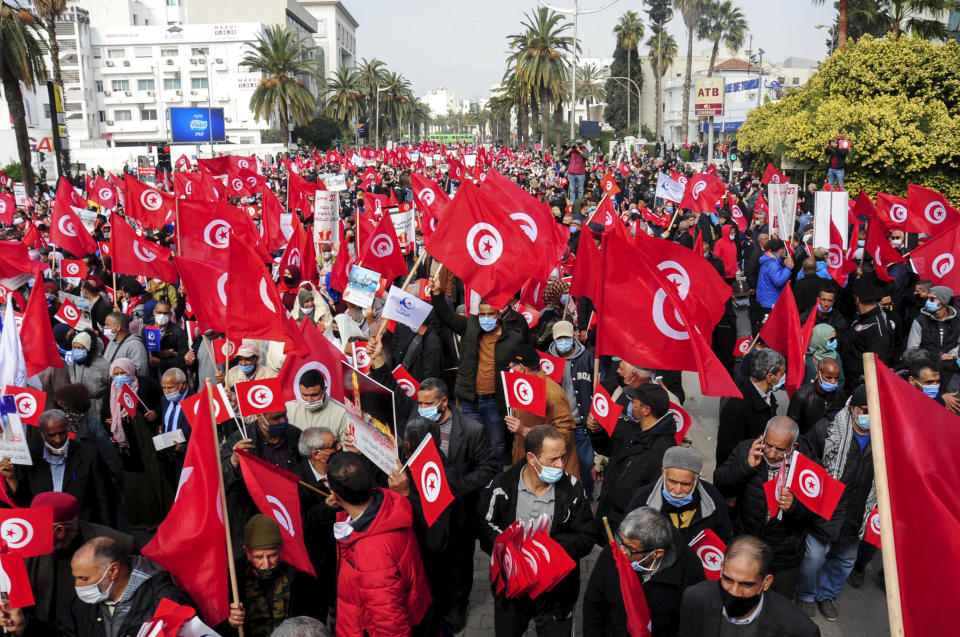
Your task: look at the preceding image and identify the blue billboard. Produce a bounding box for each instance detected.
[169,107,226,143]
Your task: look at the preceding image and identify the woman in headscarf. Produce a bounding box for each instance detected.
[66,330,110,420]
[280,265,302,311]
[712,223,740,284]
[105,358,172,528]
[804,322,845,386]
[537,277,573,349]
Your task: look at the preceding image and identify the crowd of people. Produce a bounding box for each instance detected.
[0,132,953,637]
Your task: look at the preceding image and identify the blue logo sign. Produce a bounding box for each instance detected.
[170,107,226,143]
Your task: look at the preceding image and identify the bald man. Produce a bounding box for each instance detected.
[787,357,847,435]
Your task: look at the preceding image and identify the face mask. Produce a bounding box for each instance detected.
[267,421,288,437]
[154,313,169,326]
[662,486,694,507]
[925,299,941,313]
[826,338,838,351]
[418,403,442,421]
[629,550,661,574]
[283,276,295,285]
[625,402,641,422]
[113,375,131,388]
[165,390,182,403]
[75,567,113,605]
[72,348,88,362]
[239,363,256,375]
[46,294,55,303]
[891,238,903,247]
[771,375,786,392]
[478,316,498,332]
[818,302,833,314]
[534,457,563,484]
[555,337,574,353]
[569,225,578,234]
[560,293,570,306]
[719,581,762,618]
[103,328,116,340]
[302,395,326,411]
[922,384,940,399]
[857,239,865,248]
[729,233,736,241]
[302,306,314,314]
[734,298,750,308]
[819,375,838,392]
[856,413,871,430]
[45,440,68,456]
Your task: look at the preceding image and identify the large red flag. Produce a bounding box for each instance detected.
[411,172,450,220]
[142,386,229,625]
[876,192,909,231]
[589,196,632,242]
[358,210,408,283]
[89,176,118,210]
[258,185,287,253]
[276,314,345,403]
[227,237,298,349]
[111,219,178,283]
[175,257,227,332]
[569,229,602,303]
[608,540,653,637]
[51,179,97,257]
[874,359,960,636]
[757,282,805,397]
[679,174,727,213]
[865,213,906,282]
[124,174,176,228]
[906,184,960,236]
[236,450,315,576]
[21,274,63,377]
[908,222,960,291]
[501,371,547,418]
[177,200,268,264]
[761,163,789,185]
[826,220,849,286]
[405,434,455,526]
[423,180,536,308]
[595,232,740,398]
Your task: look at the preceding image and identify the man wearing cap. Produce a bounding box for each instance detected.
[548,320,596,497]
[24,493,136,624]
[626,446,733,544]
[226,514,323,635]
[905,285,959,360]
[225,341,276,391]
[504,344,579,478]
[796,386,875,622]
[587,383,677,539]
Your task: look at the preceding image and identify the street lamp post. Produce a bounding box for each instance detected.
[538,0,619,142]
[814,24,837,55]
[375,85,389,149]
[607,76,641,137]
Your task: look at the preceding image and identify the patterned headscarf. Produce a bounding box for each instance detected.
[108,357,138,448]
[542,278,569,311]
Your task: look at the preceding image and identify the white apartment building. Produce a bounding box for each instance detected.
[421,87,457,118]
[300,0,358,78]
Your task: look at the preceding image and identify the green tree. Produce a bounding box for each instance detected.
[737,35,960,201]
[674,0,711,141]
[293,114,344,149]
[866,0,959,39]
[603,46,644,135]
[0,4,46,196]
[356,57,388,139]
[813,0,850,50]
[647,25,678,139]
[242,25,319,148]
[576,63,607,108]
[613,11,644,138]
[698,1,748,76]
[507,7,574,149]
[322,66,361,128]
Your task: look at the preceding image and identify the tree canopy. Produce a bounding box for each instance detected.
[737,35,960,202]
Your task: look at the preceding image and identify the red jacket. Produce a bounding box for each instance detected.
[713,224,739,279]
[335,488,432,636]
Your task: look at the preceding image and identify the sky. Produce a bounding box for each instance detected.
[346,0,838,100]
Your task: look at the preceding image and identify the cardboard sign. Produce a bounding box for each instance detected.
[313,190,339,245]
[342,264,380,309]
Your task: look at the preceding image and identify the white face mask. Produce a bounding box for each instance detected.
[103,328,116,340]
[154,313,169,326]
[302,394,326,412]
[45,440,68,456]
[75,566,114,605]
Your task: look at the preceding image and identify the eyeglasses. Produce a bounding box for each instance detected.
[618,535,661,560]
[760,439,791,455]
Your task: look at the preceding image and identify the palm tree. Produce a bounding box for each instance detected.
[322,66,361,128]
[406,101,430,139]
[34,0,69,172]
[698,1,747,76]
[0,4,46,196]
[870,0,957,39]
[647,25,678,139]
[499,69,532,147]
[674,0,710,142]
[356,57,388,136]
[242,25,320,148]
[507,7,574,149]
[812,0,849,50]
[576,63,607,107]
[613,11,644,137]
[380,71,413,141]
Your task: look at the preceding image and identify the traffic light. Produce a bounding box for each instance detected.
[729,140,738,162]
[157,145,171,169]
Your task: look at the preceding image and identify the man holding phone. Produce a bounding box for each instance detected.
[566,139,587,201]
[825,135,850,189]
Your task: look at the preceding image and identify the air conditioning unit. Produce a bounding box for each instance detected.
[106,120,114,125]
[224,116,231,122]
[124,90,132,96]
[147,90,154,96]
[189,57,197,65]
[105,60,114,67]
[217,96,229,102]
[165,59,174,65]
[175,89,182,95]
[198,58,206,65]
[104,90,112,96]
[215,58,223,64]
[190,90,198,95]
[123,60,130,66]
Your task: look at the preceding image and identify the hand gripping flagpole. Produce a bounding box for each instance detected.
[862,353,905,637]
[205,378,244,637]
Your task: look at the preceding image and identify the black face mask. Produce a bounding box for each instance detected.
[718,581,763,618]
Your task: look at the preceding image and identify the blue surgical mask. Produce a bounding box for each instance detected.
[826,338,838,351]
[478,316,498,332]
[818,302,833,314]
[925,299,941,313]
[569,225,578,234]
[626,402,640,422]
[856,414,871,430]
[772,375,786,392]
[560,293,570,306]
[662,486,694,507]
[267,421,288,437]
[72,348,88,362]
[819,375,838,392]
[239,363,256,375]
[418,404,442,421]
[165,390,182,403]
[534,457,563,484]
[922,384,940,399]
[113,375,131,387]
[555,337,574,352]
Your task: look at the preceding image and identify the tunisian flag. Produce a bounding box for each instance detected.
[876,192,909,231]
[358,210,408,284]
[51,179,97,257]
[175,257,227,332]
[411,172,450,219]
[590,385,623,436]
[405,434,455,526]
[595,232,740,398]
[89,176,118,210]
[679,173,727,213]
[757,282,805,397]
[609,539,653,637]
[236,450,315,576]
[864,213,906,282]
[906,184,960,236]
[22,274,63,377]
[276,316,345,404]
[501,371,547,417]
[784,451,845,520]
[423,180,536,309]
[909,223,960,290]
[124,174,176,228]
[874,359,960,636]
[143,386,229,625]
[761,163,789,185]
[111,219,178,283]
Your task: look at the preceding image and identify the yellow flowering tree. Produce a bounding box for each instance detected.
[737,35,960,203]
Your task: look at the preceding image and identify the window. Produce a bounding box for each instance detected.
[111,79,129,91]
[132,15,139,25]
[191,77,208,89]
[93,47,102,59]
[95,80,103,92]
[140,109,158,121]
[98,110,105,122]
[163,76,181,90]
[166,0,177,5]
[135,46,151,58]
[114,110,132,121]
[191,47,208,56]
[137,78,155,91]
[161,48,178,57]
[107,48,125,59]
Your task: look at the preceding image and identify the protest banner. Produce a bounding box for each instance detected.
[313,190,340,246]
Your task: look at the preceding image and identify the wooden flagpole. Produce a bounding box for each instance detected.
[373,250,427,342]
[205,379,244,637]
[862,353,905,637]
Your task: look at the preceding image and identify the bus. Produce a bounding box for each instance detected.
[422,133,477,145]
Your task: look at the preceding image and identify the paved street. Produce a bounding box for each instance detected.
[463,367,890,636]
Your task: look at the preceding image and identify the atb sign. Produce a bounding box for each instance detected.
[695,78,724,117]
